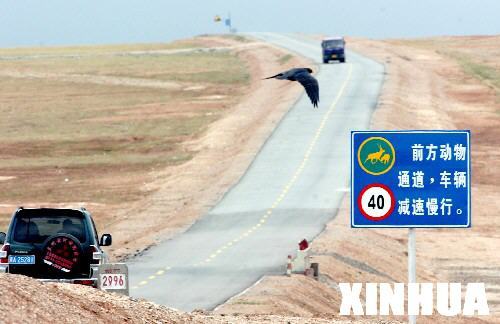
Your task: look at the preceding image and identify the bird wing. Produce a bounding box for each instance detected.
[295,72,319,107]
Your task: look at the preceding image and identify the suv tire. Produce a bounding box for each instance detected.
[42,233,83,275]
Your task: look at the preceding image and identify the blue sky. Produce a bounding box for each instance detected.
[1,0,499,47]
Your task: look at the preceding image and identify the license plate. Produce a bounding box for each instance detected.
[331,54,337,58]
[9,255,35,264]
[100,274,127,290]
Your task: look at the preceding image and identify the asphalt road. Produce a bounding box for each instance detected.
[128,33,384,311]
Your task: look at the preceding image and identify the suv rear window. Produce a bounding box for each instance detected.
[13,210,87,244]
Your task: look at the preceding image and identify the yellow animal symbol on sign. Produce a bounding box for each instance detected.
[357,136,396,175]
[364,144,390,164]
[380,153,391,164]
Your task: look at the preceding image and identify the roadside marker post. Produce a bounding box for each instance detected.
[98,263,130,296]
[351,130,471,322]
[286,255,292,276]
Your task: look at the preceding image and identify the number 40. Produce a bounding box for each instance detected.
[368,195,384,209]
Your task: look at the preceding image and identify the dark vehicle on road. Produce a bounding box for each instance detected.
[0,207,112,287]
[321,37,346,63]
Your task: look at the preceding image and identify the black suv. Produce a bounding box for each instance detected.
[0,207,112,287]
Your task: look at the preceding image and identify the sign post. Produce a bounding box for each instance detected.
[351,130,471,322]
[408,228,416,324]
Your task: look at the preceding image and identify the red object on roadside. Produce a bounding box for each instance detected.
[298,239,308,250]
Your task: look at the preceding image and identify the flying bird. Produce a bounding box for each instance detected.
[264,68,319,108]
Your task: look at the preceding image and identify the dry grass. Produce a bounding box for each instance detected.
[219,34,252,43]
[0,37,250,231]
[278,54,293,65]
[449,53,500,95]
[0,39,203,56]
[0,52,249,84]
[395,36,500,100]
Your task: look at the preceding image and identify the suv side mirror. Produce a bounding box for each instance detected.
[0,232,5,244]
[100,234,112,246]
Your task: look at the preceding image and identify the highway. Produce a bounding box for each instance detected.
[128,33,384,311]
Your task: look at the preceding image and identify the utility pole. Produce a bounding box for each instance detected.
[225,12,232,33]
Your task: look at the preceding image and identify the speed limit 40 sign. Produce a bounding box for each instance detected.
[357,183,395,221]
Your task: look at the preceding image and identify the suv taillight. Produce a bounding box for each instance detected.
[73,279,96,287]
[89,245,102,265]
[0,244,10,264]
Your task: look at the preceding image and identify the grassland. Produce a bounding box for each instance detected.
[0,37,250,229]
[396,36,500,99]
[0,39,204,56]
[449,52,500,93]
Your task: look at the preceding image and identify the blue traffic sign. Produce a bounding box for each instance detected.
[351,130,470,228]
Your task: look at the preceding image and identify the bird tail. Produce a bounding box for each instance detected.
[262,73,282,80]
